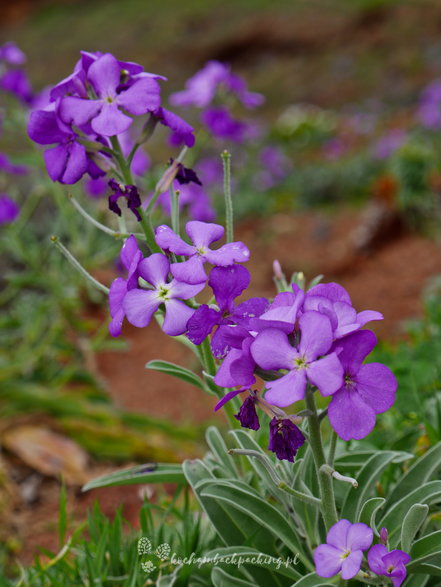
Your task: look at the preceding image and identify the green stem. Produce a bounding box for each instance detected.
[170,185,180,236]
[221,150,233,243]
[327,429,337,467]
[50,236,109,295]
[277,481,322,507]
[305,388,338,530]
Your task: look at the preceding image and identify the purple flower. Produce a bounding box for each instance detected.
[58,53,161,137]
[187,264,267,357]
[304,282,383,339]
[417,79,441,129]
[328,330,397,441]
[169,61,263,109]
[214,336,257,388]
[0,69,33,104]
[372,129,406,159]
[0,153,28,176]
[251,311,343,407]
[27,109,89,184]
[235,395,260,430]
[108,235,143,337]
[0,194,19,224]
[123,253,204,336]
[268,418,305,462]
[108,179,142,221]
[250,286,305,334]
[368,545,411,587]
[201,106,247,142]
[255,146,290,190]
[314,519,373,580]
[174,162,202,186]
[155,221,250,284]
[152,107,195,147]
[85,176,108,198]
[0,42,26,66]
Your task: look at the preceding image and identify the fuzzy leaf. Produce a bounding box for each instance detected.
[341,451,401,521]
[211,567,255,586]
[357,497,386,531]
[82,463,184,491]
[407,530,441,571]
[386,441,441,507]
[379,482,441,546]
[206,426,239,477]
[293,573,335,586]
[145,359,205,390]
[400,503,429,552]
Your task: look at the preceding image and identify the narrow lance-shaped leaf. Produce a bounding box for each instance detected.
[145,360,206,390]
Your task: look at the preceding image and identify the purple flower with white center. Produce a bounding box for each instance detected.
[314,519,373,580]
[108,235,143,337]
[155,221,250,285]
[235,395,260,430]
[328,329,397,441]
[108,179,142,221]
[27,110,89,184]
[186,265,267,357]
[58,53,161,137]
[304,282,383,339]
[0,194,20,224]
[201,106,247,143]
[268,418,305,462]
[251,311,343,407]
[123,253,205,336]
[368,545,411,587]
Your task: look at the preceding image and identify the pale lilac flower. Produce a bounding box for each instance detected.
[123,253,204,336]
[368,545,411,587]
[328,330,397,441]
[155,221,250,284]
[314,519,373,580]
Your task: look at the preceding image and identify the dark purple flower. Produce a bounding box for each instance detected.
[58,53,161,137]
[368,545,411,587]
[123,253,204,336]
[201,106,247,142]
[251,311,343,407]
[174,162,202,186]
[0,194,19,224]
[314,519,373,580]
[108,235,143,337]
[328,330,397,441]
[108,178,142,221]
[28,109,89,184]
[268,418,305,462]
[235,395,260,430]
[155,221,250,284]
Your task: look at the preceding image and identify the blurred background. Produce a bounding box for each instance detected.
[1,0,441,579]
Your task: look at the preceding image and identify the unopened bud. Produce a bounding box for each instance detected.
[380,527,388,545]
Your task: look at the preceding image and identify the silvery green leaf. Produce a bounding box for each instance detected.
[357,497,386,531]
[145,359,205,390]
[211,567,255,586]
[407,530,441,572]
[400,503,429,552]
[82,463,184,491]
[293,572,335,586]
[206,426,239,476]
[379,482,441,546]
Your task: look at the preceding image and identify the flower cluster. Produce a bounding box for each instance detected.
[315,520,411,586]
[169,60,264,143]
[107,217,396,462]
[0,41,33,104]
[27,51,195,184]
